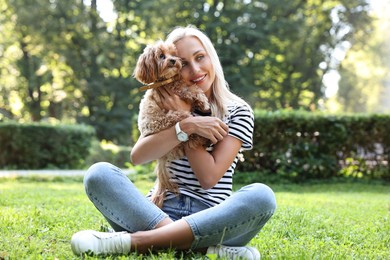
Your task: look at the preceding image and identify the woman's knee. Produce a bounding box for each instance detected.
[244,183,277,213]
[84,162,116,189]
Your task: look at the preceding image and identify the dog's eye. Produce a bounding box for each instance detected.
[159,54,166,59]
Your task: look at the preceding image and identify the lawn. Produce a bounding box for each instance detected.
[0,174,389,259]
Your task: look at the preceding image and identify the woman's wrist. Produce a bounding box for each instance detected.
[179,116,194,135]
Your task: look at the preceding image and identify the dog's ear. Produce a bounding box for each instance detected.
[133,45,158,84]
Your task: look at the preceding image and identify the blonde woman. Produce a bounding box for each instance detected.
[71,25,276,260]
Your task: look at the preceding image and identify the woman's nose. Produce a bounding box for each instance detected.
[189,62,199,74]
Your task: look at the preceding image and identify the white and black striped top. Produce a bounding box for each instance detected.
[154,101,254,207]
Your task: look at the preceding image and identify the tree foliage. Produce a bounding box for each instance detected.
[337,1,390,113]
[0,0,377,144]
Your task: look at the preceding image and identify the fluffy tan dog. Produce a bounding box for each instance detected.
[133,40,210,207]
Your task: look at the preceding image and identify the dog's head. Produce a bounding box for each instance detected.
[133,40,182,85]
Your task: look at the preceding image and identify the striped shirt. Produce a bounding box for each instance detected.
[152,101,254,207]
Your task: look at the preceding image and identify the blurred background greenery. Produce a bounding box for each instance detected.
[0,0,389,147]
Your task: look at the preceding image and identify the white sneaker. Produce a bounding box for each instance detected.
[207,245,260,260]
[71,230,131,256]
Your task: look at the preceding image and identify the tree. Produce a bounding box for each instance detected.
[1,0,54,121]
[0,0,375,145]
[0,0,18,120]
[337,1,390,112]
[127,0,372,110]
[2,0,146,143]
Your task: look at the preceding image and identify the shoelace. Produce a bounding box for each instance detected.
[219,247,243,257]
[94,232,125,254]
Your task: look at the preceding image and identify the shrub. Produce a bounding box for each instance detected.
[238,111,390,181]
[85,140,132,168]
[0,122,96,169]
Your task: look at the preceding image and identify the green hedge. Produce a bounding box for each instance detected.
[0,122,96,169]
[85,140,132,169]
[238,111,390,181]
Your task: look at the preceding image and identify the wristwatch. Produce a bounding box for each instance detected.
[175,122,189,142]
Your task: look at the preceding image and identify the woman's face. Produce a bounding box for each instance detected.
[175,36,215,99]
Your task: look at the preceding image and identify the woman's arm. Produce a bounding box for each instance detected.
[131,87,190,165]
[130,116,229,165]
[130,126,181,165]
[186,104,254,189]
[185,135,242,190]
[131,85,229,165]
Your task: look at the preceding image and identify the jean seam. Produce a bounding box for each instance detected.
[84,162,169,232]
[88,191,167,232]
[187,210,275,249]
[88,191,136,232]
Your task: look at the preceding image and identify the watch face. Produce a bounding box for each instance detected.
[178,132,188,142]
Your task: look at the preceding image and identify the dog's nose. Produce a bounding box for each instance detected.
[169,59,176,66]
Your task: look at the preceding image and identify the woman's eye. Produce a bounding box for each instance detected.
[181,61,188,67]
[159,54,166,59]
[196,55,204,61]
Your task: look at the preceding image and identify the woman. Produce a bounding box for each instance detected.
[71,25,276,260]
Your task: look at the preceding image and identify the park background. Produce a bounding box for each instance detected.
[0,0,389,180]
[0,0,389,259]
[1,0,389,142]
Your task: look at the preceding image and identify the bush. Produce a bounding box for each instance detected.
[85,140,132,168]
[0,122,96,169]
[238,111,390,181]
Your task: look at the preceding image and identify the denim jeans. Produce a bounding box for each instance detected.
[84,162,276,249]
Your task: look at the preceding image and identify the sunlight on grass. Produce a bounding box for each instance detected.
[257,183,390,259]
[0,176,389,259]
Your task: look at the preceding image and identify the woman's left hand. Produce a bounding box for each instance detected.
[156,86,192,112]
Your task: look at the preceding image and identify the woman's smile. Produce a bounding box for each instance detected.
[175,36,215,98]
[191,74,207,84]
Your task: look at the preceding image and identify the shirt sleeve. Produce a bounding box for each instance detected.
[226,104,254,151]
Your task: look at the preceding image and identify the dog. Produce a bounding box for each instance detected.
[133,40,210,207]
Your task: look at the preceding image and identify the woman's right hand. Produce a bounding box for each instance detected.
[180,116,228,144]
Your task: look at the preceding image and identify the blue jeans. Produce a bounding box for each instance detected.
[84,162,276,249]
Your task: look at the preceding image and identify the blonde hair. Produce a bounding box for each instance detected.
[166,25,250,119]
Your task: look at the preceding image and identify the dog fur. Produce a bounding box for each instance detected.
[133,40,210,207]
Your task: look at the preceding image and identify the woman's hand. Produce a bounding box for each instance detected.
[131,115,228,165]
[156,86,191,112]
[180,116,228,144]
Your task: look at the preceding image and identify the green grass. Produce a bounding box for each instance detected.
[0,175,389,259]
